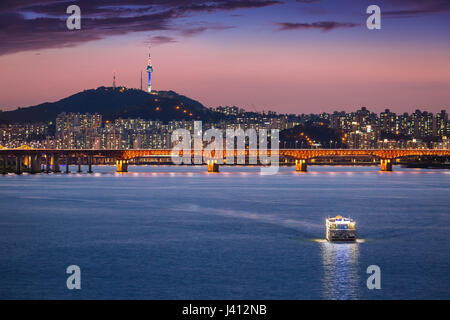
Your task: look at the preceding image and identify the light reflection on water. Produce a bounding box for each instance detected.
[320,242,360,300]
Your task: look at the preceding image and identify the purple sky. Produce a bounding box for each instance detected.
[0,0,449,114]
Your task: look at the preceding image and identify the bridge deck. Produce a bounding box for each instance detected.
[1,149,449,160]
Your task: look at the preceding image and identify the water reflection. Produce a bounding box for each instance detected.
[320,242,360,299]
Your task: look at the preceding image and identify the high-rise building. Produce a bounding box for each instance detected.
[434,110,448,137]
[411,109,426,138]
[423,111,434,137]
[380,109,396,134]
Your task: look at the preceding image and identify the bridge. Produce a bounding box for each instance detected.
[0,148,449,174]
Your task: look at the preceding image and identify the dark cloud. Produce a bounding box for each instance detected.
[384,0,450,17]
[276,21,360,32]
[0,9,175,55]
[0,0,280,56]
[147,35,177,45]
[292,0,450,18]
[180,0,281,12]
[179,24,234,36]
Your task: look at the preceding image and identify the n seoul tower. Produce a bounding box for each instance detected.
[146,48,154,93]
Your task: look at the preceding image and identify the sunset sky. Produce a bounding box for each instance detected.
[0,0,449,114]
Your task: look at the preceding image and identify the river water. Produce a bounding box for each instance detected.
[0,165,449,299]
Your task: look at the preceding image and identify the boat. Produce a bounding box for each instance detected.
[326,215,356,242]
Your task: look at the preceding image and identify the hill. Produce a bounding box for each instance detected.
[280,124,347,148]
[0,87,221,123]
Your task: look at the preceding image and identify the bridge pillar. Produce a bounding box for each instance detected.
[30,154,41,174]
[77,157,82,173]
[207,160,219,173]
[295,159,307,172]
[380,159,393,172]
[45,154,51,173]
[65,155,70,174]
[116,159,128,173]
[88,156,93,173]
[15,155,22,175]
[2,155,7,174]
[52,154,60,173]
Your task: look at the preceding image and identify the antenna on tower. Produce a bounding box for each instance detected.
[113,72,116,88]
[146,47,154,93]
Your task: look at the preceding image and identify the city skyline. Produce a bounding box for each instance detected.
[2,105,449,151]
[1,0,450,113]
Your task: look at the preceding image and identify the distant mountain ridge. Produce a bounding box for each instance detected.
[0,87,222,123]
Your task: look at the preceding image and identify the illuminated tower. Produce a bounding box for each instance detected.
[146,49,154,93]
